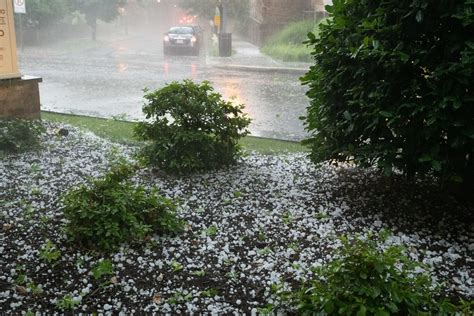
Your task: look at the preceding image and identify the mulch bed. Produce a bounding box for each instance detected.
[0,122,472,313]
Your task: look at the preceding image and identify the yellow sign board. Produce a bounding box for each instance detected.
[214,15,221,28]
[0,0,21,79]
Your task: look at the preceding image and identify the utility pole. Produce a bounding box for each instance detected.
[13,0,26,51]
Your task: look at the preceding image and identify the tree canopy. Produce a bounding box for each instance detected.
[178,0,249,20]
[70,0,126,39]
[16,0,126,40]
[18,0,71,28]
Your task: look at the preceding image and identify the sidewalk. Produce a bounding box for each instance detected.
[206,36,312,75]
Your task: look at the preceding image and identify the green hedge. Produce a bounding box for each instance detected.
[302,0,474,187]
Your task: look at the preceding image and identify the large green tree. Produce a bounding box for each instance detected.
[178,0,249,34]
[16,0,71,28]
[71,0,126,40]
[302,0,474,189]
[178,0,249,22]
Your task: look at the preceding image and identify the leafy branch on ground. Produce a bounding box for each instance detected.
[62,160,183,252]
[39,240,61,264]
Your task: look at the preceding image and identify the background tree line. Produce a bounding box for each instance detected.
[17,0,250,40]
[16,0,127,41]
[178,0,250,34]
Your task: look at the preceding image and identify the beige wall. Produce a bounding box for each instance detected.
[0,0,20,79]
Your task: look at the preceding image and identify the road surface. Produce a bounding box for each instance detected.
[18,31,310,141]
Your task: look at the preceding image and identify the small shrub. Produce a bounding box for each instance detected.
[62,161,182,251]
[0,118,45,153]
[56,294,81,311]
[39,240,61,264]
[135,80,251,173]
[281,236,462,315]
[91,259,114,280]
[170,260,184,273]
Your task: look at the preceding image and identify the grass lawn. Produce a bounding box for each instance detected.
[41,111,307,154]
[261,19,327,63]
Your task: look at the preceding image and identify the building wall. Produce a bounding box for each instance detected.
[248,0,328,46]
[250,0,312,24]
[312,0,332,12]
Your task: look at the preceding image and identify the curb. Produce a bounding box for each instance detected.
[208,63,309,75]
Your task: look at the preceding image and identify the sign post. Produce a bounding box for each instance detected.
[13,0,26,52]
[1,0,41,119]
[0,0,21,79]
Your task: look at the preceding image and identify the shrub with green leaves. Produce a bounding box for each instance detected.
[0,118,45,153]
[135,80,251,173]
[282,236,462,315]
[91,259,114,281]
[302,1,474,186]
[62,161,182,251]
[39,240,61,264]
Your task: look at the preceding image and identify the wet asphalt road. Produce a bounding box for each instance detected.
[18,33,310,141]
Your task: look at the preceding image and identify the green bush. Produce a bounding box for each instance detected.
[261,19,326,62]
[302,1,474,186]
[261,44,313,63]
[282,236,463,315]
[0,118,45,153]
[135,80,251,173]
[62,161,182,251]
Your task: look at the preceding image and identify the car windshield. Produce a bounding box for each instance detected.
[169,27,194,34]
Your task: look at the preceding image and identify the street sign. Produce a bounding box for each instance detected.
[13,0,25,14]
[0,0,20,79]
[213,15,221,28]
[214,6,221,32]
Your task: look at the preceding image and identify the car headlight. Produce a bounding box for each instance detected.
[164,35,170,42]
[191,36,197,43]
